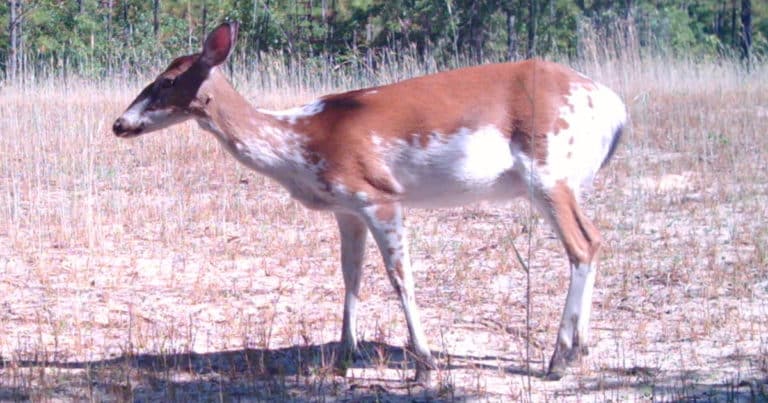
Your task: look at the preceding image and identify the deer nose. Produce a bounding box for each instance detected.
[112,118,127,135]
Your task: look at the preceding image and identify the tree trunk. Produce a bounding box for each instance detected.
[252,0,260,56]
[187,0,193,49]
[321,0,328,48]
[740,0,752,62]
[8,0,18,80]
[153,0,160,37]
[201,1,208,43]
[507,9,518,60]
[463,1,484,63]
[547,0,554,52]
[106,0,113,74]
[730,0,737,47]
[445,0,459,62]
[527,0,537,58]
[17,0,23,78]
[123,1,130,47]
[715,0,725,42]
[106,0,113,37]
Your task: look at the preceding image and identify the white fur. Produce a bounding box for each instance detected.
[121,97,189,133]
[258,100,325,125]
[200,118,334,210]
[371,135,383,147]
[540,82,627,197]
[361,204,431,362]
[121,97,150,124]
[557,262,596,349]
[387,125,527,208]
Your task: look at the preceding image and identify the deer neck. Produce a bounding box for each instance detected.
[195,70,309,178]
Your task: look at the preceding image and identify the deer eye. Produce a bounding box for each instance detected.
[159,77,175,89]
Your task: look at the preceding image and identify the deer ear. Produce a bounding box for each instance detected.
[200,22,239,68]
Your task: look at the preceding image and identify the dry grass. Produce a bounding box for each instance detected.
[1,56,767,401]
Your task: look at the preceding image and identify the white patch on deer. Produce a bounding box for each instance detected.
[202,121,331,209]
[331,182,349,196]
[258,100,325,125]
[121,97,150,125]
[539,82,626,196]
[457,126,517,182]
[121,96,189,133]
[371,134,383,147]
[210,126,283,170]
[390,125,527,208]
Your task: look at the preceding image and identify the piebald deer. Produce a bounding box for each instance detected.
[113,22,627,382]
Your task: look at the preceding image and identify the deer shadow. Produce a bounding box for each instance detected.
[4,344,763,401]
[3,342,534,401]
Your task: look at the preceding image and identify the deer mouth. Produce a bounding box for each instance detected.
[113,120,145,137]
[121,127,144,137]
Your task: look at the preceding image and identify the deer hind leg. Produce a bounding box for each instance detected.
[535,180,602,380]
[361,202,436,383]
[334,212,368,374]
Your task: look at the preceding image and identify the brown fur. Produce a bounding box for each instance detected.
[545,180,602,265]
[285,60,594,196]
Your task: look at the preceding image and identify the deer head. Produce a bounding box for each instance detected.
[112,22,239,137]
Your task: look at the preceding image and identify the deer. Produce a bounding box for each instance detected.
[112,22,627,383]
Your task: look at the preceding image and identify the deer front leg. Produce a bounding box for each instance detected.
[362,202,436,384]
[334,212,368,374]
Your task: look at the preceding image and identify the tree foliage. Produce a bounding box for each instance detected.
[1,0,765,79]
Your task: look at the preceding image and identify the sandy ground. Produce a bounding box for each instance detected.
[1,154,766,401]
